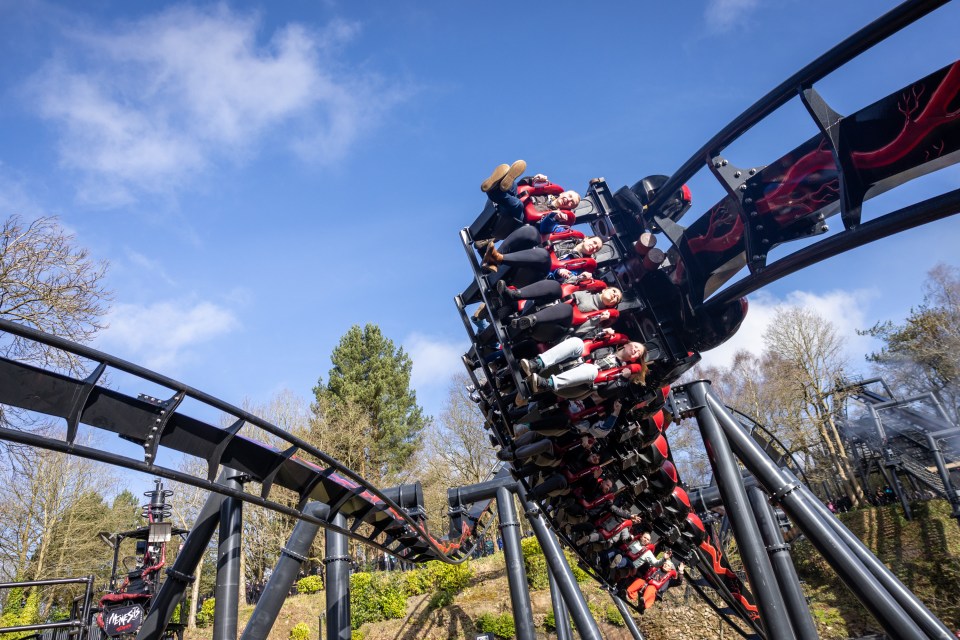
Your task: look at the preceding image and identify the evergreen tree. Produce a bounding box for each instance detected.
[862,263,960,422]
[312,324,426,482]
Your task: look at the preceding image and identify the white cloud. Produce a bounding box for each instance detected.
[27,7,401,205]
[404,333,467,393]
[0,165,46,218]
[704,0,760,33]
[123,248,176,286]
[702,287,880,370]
[99,299,240,370]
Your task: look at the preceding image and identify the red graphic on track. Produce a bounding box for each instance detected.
[851,61,960,170]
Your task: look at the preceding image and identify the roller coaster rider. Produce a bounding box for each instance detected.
[500,281,623,342]
[625,558,685,611]
[524,340,647,398]
[480,160,581,229]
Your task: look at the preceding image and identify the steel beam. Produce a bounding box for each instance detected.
[688,381,797,640]
[137,475,229,640]
[611,594,646,640]
[517,487,602,640]
[702,386,949,640]
[497,487,536,640]
[925,432,960,523]
[747,487,818,640]
[214,471,244,640]
[241,503,331,640]
[325,513,351,640]
[547,567,572,640]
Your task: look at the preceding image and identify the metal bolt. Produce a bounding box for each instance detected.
[752,255,761,261]
[750,211,758,217]
[738,184,747,191]
[756,225,763,231]
[745,197,753,205]
[734,171,741,178]
[749,168,756,175]
[820,224,829,232]
[761,238,769,244]
[721,159,728,166]
[713,160,722,168]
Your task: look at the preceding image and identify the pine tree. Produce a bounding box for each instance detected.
[312,324,426,483]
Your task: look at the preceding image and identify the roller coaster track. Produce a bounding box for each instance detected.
[839,379,960,497]
[0,318,496,565]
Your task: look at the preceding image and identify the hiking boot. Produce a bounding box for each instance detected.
[527,373,549,394]
[509,315,536,333]
[473,238,494,256]
[481,163,510,192]
[481,244,504,272]
[520,356,542,376]
[496,279,521,304]
[500,159,527,191]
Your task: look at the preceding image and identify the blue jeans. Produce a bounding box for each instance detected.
[487,184,524,223]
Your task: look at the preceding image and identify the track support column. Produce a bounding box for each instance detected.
[547,566,572,640]
[518,487,602,640]
[137,473,229,640]
[747,486,818,640]
[497,486,536,640]
[325,513,351,640]
[926,431,960,524]
[611,593,646,640]
[687,381,797,640]
[214,470,244,640]
[241,503,330,640]
[701,387,946,640]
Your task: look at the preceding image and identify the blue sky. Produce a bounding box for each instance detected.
[1,0,958,493]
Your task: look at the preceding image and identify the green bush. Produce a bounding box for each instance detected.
[349,572,409,629]
[567,553,591,583]
[196,598,216,628]
[297,575,324,595]
[289,622,311,640]
[48,606,70,623]
[427,589,454,609]
[520,536,542,559]
[475,611,516,639]
[351,630,365,640]
[523,554,549,590]
[426,561,474,593]
[406,561,473,609]
[377,576,407,620]
[350,573,380,629]
[402,568,432,596]
[604,604,625,627]
[543,610,556,631]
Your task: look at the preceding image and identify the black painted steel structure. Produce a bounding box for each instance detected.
[214,471,244,640]
[496,486,536,640]
[830,377,960,529]
[241,503,331,640]
[0,577,95,638]
[325,513,351,640]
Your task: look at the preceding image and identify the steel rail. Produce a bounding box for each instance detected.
[647,0,951,215]
[0,318,483,565]
[705,189,960,308]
